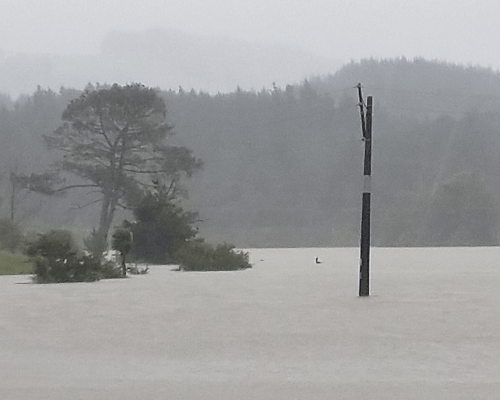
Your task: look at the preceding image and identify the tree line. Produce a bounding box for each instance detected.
[1,83,251,280]
[2,58,500,248]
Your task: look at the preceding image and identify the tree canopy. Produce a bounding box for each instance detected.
[128,188,199,264]
[45,83,202,252]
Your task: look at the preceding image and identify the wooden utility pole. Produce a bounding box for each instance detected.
[356,83,373,297]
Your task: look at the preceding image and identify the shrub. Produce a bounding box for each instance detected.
[111,227,133,276]
[176,241,251,272]
[0,218,24,253]
[25,229,120,283]
[30,254,103,283]
[25,229,77,260]
[129,193,198,264]
[99,259,124,279]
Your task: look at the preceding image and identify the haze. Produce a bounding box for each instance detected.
[1,0,499,67]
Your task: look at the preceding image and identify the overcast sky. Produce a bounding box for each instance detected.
[1,0,500,68]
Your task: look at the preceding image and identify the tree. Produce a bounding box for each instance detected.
[45,83,202,253]
[129,187,199,264]
[111,227,132,277]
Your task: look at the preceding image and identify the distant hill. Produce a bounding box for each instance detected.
[311,58,500,118]
[0,29,341,99]
[3,58,500,247]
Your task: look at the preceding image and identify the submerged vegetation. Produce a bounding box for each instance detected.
[24,229,122,283]
[176,241,251,272]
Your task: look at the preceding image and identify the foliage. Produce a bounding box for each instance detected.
[129,190,199,264]
[44,83,202,250]
[24,229,120,283]
[0,218,24,252]
[0,252,33,275]
[98,259,124,279]
[176,241,251,271]
[25,229,78,260]
[111,227,133,276]
[30,255,102,283]
[111,227,133,256]
[6,61,500,247]
[10,171,62,196]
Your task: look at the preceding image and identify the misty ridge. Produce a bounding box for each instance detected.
[2,55,500,247]
[0,29,340,99]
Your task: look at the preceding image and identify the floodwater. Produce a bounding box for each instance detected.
[1,247,499,399]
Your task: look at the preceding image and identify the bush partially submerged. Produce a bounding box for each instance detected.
[176,241,251,272]
[30,254,104,283]
[24,229,122,283]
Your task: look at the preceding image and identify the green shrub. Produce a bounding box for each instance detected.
[31,254,102,283]
[25,229,77,260]
[129,193,198,264]
[176,241,251,272]
[0,218,24,253]
[25,229,121,283]
[98,259,123,280]
[111,227,133,276]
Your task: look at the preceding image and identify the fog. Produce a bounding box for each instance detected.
[1,0,498,62]
[2,0,500,95]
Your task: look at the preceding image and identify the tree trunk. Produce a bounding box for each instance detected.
[90,192,117,256]
[121,254,127,277]
[10,184,16,221]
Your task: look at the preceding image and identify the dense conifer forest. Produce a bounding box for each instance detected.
[2,58,500,247]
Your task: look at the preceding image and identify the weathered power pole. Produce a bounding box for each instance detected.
[356,83,373,297]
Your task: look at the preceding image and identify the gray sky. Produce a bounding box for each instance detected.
[1,0,499,68]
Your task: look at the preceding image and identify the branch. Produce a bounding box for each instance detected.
[165,178,177,196]
[116,201,134,211]
[53,183,100,193]
[99,112,113,147]
[121,168,173,174]
[70,198,102,210]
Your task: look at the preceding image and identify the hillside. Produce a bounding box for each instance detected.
[2,58,500,247]
[313,57,500,117]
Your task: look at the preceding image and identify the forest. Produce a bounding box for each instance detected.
[2,57,500,248]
